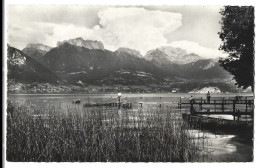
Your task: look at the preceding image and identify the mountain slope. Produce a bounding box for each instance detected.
[43,43,118,83]
[144,46,230,80]
[42,44,172,85]
[7,45,59,83]
[112,48,172,85]
[156,59,231,80]
[178,59,230,79]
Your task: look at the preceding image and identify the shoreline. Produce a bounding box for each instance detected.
[7,92,254,96]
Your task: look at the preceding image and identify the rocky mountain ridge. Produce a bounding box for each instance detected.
[115,48,143,58]
[24,43,52,51]
[22,43,52,61]
[145,46,204,65]
[57,37,104,50]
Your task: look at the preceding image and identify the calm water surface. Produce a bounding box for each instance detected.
[8,93,253,162]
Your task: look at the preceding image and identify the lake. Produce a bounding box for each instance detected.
[7,93,254,162]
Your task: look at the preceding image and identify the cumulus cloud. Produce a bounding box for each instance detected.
[7,6,224,58]
[38,23,94,47]
[93,7,182,54]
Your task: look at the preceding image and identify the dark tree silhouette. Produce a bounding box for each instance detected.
[218,6,254,91]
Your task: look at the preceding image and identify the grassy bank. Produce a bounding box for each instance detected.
[6,101,208,162]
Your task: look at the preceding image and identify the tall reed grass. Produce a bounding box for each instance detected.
[6,101,208,162]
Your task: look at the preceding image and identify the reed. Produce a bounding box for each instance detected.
[6,101,208,162]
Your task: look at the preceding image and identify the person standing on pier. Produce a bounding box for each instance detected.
[206,91,211,103]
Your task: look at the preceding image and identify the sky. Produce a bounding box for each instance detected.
[7,5,226,58]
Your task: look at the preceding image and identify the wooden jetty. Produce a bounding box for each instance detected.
[83,102,132,108]
[182,113,253,135]
[83,93,132,109]
[178,96,254,121]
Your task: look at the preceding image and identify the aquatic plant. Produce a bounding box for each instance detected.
[6,101,208,162]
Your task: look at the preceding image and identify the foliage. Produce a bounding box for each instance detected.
[218,6,254,91]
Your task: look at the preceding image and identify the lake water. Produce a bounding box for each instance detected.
[7,93,254,162]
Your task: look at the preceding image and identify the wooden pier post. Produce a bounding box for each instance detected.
[190,102,194,114]
[221,101,224,113]
[179,97,182,109]
[214,100,216,112]
[233,100,236,121]
[245,97,248,113]
[200,97,202,110]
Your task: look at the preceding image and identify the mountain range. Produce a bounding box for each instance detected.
[7,37,232,90]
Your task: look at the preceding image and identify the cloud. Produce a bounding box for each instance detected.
[7,6,224,58]
[8,7,182,52]
[37,22,94,47]
[93,7,182,54]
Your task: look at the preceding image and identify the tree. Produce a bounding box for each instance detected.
[218,6,254,91]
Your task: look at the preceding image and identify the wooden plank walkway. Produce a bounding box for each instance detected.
[180,102,253,105]
[178,96,254,121]
[192,111,253,116]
